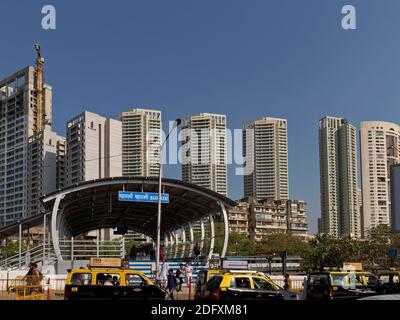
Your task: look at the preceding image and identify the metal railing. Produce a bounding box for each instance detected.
[0,238,126,270]
[0,277,67,300]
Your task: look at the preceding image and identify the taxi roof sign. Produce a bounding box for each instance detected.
[89,257,122,268]
[343,262,363,271]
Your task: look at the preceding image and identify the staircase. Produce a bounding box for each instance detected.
[0,244,57,270]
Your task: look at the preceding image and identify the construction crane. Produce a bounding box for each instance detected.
[34,43,44,132]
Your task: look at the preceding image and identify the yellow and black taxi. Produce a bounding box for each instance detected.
[306,271,390,300]
[376,270,400,294]
[194,269,223,300]
[64,258,166,300]
[200,270,297,300]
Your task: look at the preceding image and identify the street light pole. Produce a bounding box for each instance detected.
[155,119,181,283]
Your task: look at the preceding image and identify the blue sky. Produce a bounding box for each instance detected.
[2,0,400,233]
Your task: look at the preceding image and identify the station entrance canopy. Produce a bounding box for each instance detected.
[41,176,237,261]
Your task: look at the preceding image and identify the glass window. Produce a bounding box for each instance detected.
[125,274,146,287]
[71,273,92,286]
[308,274,329,285]
[234,277,251,289]
[205,276,223,292]
[252,277,276,291]
[331,274,347,287]
[96,273,120,286]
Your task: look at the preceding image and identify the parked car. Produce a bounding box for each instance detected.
[201,270,297,300]
[376,271,400,294]
[65,268,166,300]
[306,271,390,300]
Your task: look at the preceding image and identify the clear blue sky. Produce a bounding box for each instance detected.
[2,0,400,234]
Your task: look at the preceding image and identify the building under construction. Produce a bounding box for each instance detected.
[0,45,64,227]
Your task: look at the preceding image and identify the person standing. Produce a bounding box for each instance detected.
[167,269,178,300]
[159,260,169,289]
[186,263,193,288]
[283,274,292,291]
[176,264,186,291]
[129,244,137,260]
[193,244,200,263]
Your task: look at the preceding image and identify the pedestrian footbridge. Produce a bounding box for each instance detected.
[0,176,237,271]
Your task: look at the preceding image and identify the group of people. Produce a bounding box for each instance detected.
[161,262,193,300]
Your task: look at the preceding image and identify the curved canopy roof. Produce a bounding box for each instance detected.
[41,176,237,238]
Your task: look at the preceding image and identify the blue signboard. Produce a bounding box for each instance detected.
[118,191,169,204]
[388,248,398,259]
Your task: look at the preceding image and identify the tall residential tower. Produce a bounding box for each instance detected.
[319,116,361,238]
[181,113,227,196]
[117,108,162,177]
[243,117,289,201]
[360,121,400,234]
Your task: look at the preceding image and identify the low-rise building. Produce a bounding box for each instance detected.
[227,197,308,241]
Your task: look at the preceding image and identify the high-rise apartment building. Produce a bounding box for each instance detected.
[360,121,400,233]
[117,108,162,177]
[28,129,65,216]
[0,66,53,226]
[319,116,360,238]
[243,117,289,201]
[66,111,122,185]
[181,113,227,196]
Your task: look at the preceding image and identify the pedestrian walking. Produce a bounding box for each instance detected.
[167,269,178,300]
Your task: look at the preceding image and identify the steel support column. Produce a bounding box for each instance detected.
[208,215,215,261]
[174,231,179,259]
[181,228,186,259]
[218,201,229,259]
[51,194,65,261]
[200,218,205,253]
[18,223,22,269]
[188,223,194,258]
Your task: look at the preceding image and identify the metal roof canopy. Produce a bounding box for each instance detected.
[0,213,45,239]
[41,176,237,239]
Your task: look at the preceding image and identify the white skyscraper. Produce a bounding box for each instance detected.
[360,121,400,234]
[66,111,122,185]
[0,66,53,226]
[319,116,360,238]
[181,113,227,196]
[243,117,289,201]
[117,108,162,177]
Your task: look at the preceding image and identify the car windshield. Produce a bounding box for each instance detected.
[309,274,329,285]
[205,276,223,292]
[252,277,278,291]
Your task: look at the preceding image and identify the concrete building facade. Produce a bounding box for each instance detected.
[28,129,65,216]
[360,121,400,234]
[66,111,122,185]
[243,117,289,201]
[117,108,162,177]
[227,197,308,241]
[0,66,53,226]
[319,116,361,238]
[181,113,227,196]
